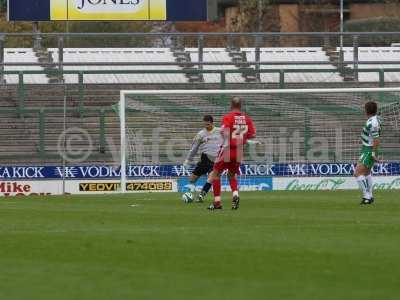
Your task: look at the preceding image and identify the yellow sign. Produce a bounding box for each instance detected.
[126,181,173,191]
[79,181,174,192]
[51,0,166,21]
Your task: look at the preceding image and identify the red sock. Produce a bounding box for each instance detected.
[229,176,238,193]
[212,178,221,200]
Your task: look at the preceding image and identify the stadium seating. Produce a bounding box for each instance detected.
[242,47,343,83]
[48,48,188,84]
[341,47,400,82]
[3,47,400,84]
[186,48,245,83]
[3,48,48,84]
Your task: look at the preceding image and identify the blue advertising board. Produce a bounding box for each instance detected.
[177,177,273,193]
[1,163,399,180]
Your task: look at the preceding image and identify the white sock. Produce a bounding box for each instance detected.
[366,174,373,199]
[214,196,221,203]
[187,183,195,192]
[357,175,370,199]
[233,190,239,197]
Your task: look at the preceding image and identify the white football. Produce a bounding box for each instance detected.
[182,192,194,203]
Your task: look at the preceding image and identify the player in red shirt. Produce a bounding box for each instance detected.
[198,97,256,210]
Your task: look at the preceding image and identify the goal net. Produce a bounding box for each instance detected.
[117,88,400,193]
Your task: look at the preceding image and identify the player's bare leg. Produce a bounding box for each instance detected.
[355,163,373,204]
[228,171,240,209]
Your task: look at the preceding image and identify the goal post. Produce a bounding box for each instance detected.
[118,87,400,193]
[120,91,127,194]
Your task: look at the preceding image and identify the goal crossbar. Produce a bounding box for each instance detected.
[120,87,400,98]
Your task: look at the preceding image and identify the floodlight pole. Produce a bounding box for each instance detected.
[255,35,261,81]
[198,35,204,81]
[256,0,263,82]
[340,0,344,46]
[353,35,359,82]
[0,35,4,85]
[32,22,42,51]
[339,0,344,68]
[66,21,70,47]
[258,0,262,32]
[58,37,64,83]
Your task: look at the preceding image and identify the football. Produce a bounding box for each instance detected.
[182,192,194,203]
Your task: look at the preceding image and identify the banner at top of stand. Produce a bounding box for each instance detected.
[8,0,208,21]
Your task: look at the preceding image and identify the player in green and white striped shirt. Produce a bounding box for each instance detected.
[355,101,382,205]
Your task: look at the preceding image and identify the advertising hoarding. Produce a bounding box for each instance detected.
[1,163,399,180]
[8,0,207,21]
[0,179,177,197]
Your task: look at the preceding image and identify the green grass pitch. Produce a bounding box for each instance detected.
[0,190,399,300]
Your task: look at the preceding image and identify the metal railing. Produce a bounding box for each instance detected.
[0,106,112,160]
[1,67,397,118]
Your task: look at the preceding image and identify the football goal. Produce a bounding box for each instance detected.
[117,88,400,193]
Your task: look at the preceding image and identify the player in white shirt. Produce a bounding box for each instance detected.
[183,115,222,200]
[355,101,382,205]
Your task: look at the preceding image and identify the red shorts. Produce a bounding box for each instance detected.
[213,160,241,174]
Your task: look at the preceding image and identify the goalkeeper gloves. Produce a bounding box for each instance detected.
[246,139,262,145]
[183,160,190,169]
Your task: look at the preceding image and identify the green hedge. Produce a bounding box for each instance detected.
[344,17,400,46]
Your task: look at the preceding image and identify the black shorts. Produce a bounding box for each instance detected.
[192,153,214,177]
